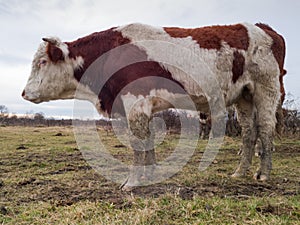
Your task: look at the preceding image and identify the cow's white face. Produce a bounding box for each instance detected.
[22,37,82,103]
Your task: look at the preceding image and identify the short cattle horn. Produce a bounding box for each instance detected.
[42,37,59,46]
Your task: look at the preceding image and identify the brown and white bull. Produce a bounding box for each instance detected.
[22,22,286,189]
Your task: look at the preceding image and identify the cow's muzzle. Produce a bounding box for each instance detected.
[21,90,42,103]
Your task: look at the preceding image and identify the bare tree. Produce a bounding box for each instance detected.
[34,112,45,120]
[283,92,300,111]
[0,105,9,125]
[0,105,8,115]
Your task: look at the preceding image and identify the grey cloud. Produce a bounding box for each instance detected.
[0,0,299,117]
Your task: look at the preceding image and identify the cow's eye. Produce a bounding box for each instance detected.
[39,59,47,67]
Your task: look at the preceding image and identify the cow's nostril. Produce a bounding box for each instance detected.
[22,90,25,97]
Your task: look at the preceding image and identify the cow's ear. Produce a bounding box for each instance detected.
[43,38,64,63]
[42,37,59,45]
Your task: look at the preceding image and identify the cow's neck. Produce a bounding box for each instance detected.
[66,28,131,82]
[64,27,132,115]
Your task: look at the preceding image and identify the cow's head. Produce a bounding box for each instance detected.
[22,37,83,103]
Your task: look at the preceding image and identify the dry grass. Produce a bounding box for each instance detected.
[0,126,299,224]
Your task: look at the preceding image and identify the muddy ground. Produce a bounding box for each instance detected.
[0,126,299,223]
[0,128,298,207]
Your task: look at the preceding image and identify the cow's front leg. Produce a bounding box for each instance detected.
[122,112,155,191]
[144,148,156,181]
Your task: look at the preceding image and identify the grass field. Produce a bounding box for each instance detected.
[0,126,299,224]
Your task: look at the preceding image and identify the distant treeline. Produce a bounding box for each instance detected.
[0,108,299,137]
[0,114,110,127]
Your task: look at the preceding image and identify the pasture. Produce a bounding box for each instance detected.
[0,126,299,224]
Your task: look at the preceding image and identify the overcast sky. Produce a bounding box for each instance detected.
[0,0,299,118]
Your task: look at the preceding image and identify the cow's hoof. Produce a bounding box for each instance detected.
[119,177,138,192]
[253,171,269,181]
[231,172,243,178]
[231,168,247,178]
[120,184,135,192]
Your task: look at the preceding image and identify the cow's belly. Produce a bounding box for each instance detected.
[118,87,210,119]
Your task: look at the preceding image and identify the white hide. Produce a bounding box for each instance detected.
[116,23,279,111]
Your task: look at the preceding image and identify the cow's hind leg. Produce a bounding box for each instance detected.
[253,86,279,181]
[232,94,257,178]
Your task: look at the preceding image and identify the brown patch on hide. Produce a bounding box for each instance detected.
[66,28,131,81]
[65,28,186,115]
[164,24,249,50]
[232,51,245,83]
[46,44,64,63]
[255,23,287,103]
[99,60,187,115]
